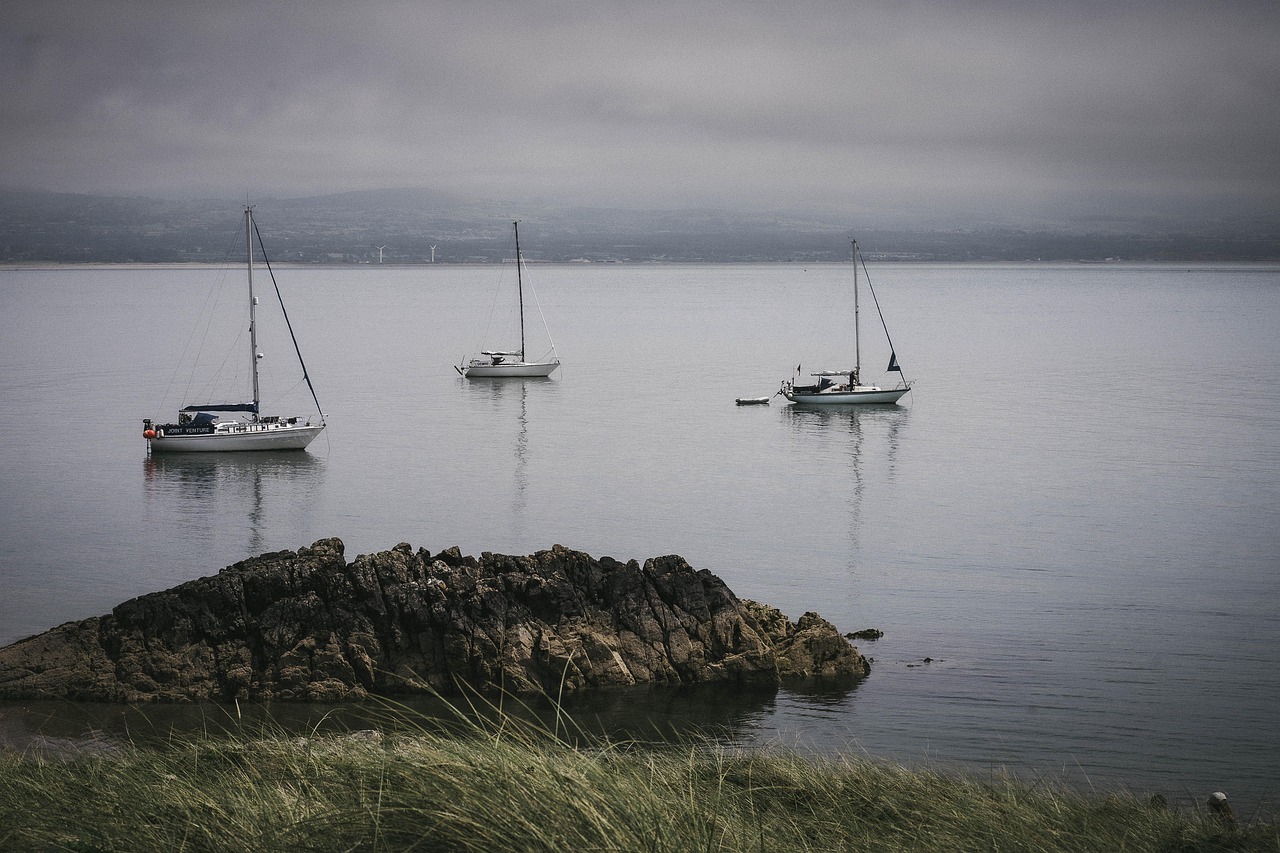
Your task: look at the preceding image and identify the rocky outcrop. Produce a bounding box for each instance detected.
[0,539,868,703]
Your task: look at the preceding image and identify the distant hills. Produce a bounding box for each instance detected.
[2,187,1277,264]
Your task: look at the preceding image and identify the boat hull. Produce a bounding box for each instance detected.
[783,386,910,406]
[148,423,324,453]
[462,361,559,378]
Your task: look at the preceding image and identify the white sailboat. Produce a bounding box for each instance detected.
[781,239,912,406]
[456,221,560,378]
[143,207,326,452]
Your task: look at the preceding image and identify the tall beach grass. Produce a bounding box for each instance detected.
[1,694,1275,852]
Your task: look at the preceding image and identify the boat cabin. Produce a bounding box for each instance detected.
[471,350,523,367]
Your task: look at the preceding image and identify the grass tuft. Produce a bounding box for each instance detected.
[1,696,1275,851]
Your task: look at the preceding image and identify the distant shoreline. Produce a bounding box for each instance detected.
[6,259,1280,272]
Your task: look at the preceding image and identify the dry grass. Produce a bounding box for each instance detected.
[1,697,1275,852]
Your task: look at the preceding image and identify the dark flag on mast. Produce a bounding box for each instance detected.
[887,351,901,372]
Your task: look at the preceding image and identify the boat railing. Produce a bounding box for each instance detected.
[212,419,309,434]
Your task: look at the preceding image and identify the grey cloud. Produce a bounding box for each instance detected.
[3,0,1277,226]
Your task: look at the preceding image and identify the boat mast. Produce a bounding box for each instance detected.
[514,220,526,362]
[852,238,861,386]
[246,207,260,416]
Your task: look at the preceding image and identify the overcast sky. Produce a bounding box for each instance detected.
[4,1,1278,226]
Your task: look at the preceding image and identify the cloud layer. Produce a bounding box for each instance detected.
[4,1,1278,226]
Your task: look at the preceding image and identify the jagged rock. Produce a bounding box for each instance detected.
[0,539,869,703]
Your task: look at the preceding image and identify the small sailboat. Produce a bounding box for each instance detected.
[456,221,560,378]
[143,207,326,452]
[781,239,912,406]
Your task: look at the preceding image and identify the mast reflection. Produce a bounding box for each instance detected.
[143,452,324,555]
[475,378,555,537]
[780,405,910,549]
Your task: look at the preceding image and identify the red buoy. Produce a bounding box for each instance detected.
[143,429,156,439]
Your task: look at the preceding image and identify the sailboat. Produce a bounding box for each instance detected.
[780,238,912,405]
[456,221,560,378]
[142,207,326,452]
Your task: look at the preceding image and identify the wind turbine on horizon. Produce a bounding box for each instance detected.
[430,245,437,263]
[376,245,386,263]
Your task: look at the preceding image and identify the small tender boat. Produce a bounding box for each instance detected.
[735,397,771,405]
[457,221,560,378]
[781,238,912,406]
[143,207,325,452]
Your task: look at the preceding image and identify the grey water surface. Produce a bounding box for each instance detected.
[2,260,1277,815]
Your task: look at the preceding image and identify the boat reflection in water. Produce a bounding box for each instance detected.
[467,376,562,539]
[143,451,325,557]
[782,405,909,525]
[781,405,909,473]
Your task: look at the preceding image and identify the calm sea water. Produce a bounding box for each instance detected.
[2,260,1278,815]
